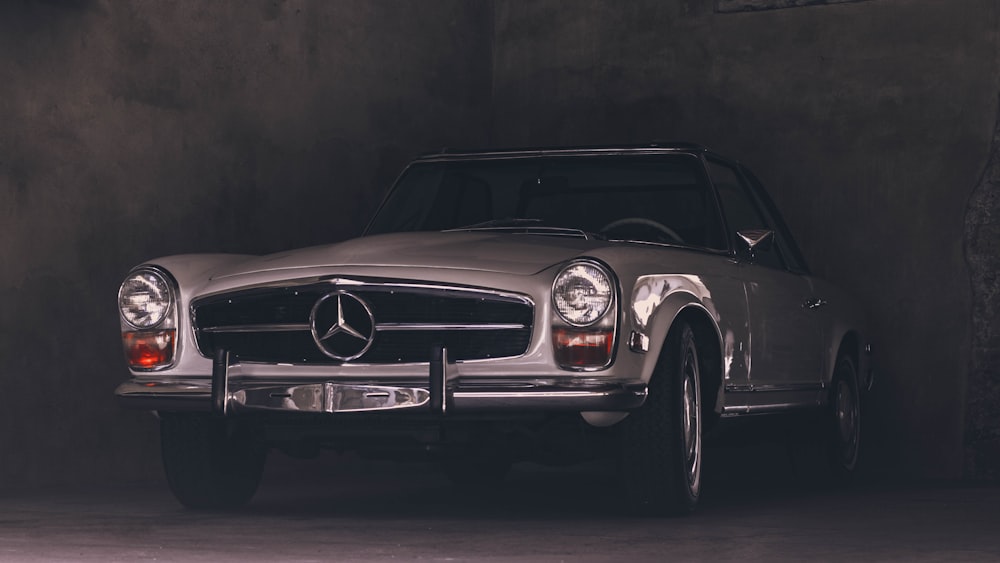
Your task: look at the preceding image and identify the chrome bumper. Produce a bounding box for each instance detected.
[114,379,648,413]
[115,347,647,415]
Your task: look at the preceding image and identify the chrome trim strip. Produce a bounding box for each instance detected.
[194,277,535,308]
[201,324,311,333]
[113,381,215,412]
[457,387,645,410]
[725,382,825,393]
[375,323,527,332]
[721,402,818,416]
[199,322,527,334]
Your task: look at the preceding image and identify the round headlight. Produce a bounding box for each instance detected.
[118,269,172,328]
[553,262,613,326]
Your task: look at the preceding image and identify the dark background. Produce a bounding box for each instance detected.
[1,0,998,490]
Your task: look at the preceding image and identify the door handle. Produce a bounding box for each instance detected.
[803,298,828,310]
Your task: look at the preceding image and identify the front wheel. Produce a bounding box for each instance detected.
[828,355,861,479]
[159,412,267,510]
[619,322,702,515]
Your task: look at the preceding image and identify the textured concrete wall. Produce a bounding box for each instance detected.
[0,0,492,488]
[491,0,1000,479]
[965,98,1000,481]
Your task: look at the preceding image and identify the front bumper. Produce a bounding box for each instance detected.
[115,347,647,415]
[114,379,648,413]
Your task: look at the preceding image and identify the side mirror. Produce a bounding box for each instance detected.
[736,229,774,263]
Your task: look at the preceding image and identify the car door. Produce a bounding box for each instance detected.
[707,158,825,411]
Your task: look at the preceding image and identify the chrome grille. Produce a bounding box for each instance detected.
[192,281,534,364]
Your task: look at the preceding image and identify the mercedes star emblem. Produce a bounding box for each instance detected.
[309,291,376,361]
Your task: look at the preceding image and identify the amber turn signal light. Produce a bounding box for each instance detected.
[553,327,613,369]
[123,329,176,369]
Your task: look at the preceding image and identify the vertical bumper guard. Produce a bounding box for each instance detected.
[429,345,449,415]
[212,348,230,415]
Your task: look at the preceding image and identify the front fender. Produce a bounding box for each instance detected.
[628,274,724,385]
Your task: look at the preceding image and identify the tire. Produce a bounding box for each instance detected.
[619,322,702,515]
[828,355,861,480]
[159,412,267,510]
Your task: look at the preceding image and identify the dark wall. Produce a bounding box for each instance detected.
[490,0,1000,479]
[0,0,492,488]
[966,101,1000,481]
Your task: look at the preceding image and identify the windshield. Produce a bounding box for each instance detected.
[365,154,728,250]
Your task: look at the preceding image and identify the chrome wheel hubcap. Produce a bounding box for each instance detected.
[682,350,701,492]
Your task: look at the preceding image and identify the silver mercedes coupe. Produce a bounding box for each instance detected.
[115,144,872,514]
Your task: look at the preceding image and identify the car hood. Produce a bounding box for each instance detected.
[210,231,615,280]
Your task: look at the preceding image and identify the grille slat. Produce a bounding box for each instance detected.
[192,282,533,364]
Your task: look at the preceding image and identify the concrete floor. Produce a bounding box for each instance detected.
[2,453,998,562]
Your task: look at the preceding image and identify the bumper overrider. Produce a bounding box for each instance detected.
[115,345,648,415]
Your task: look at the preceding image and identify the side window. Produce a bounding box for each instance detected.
[707,159,785,270]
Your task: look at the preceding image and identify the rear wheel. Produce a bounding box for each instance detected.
[159,412,267,510]
[619,322,702,515]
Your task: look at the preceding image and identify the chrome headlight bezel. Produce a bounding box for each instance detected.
[551,260,614,327]
[118,267,175,329]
